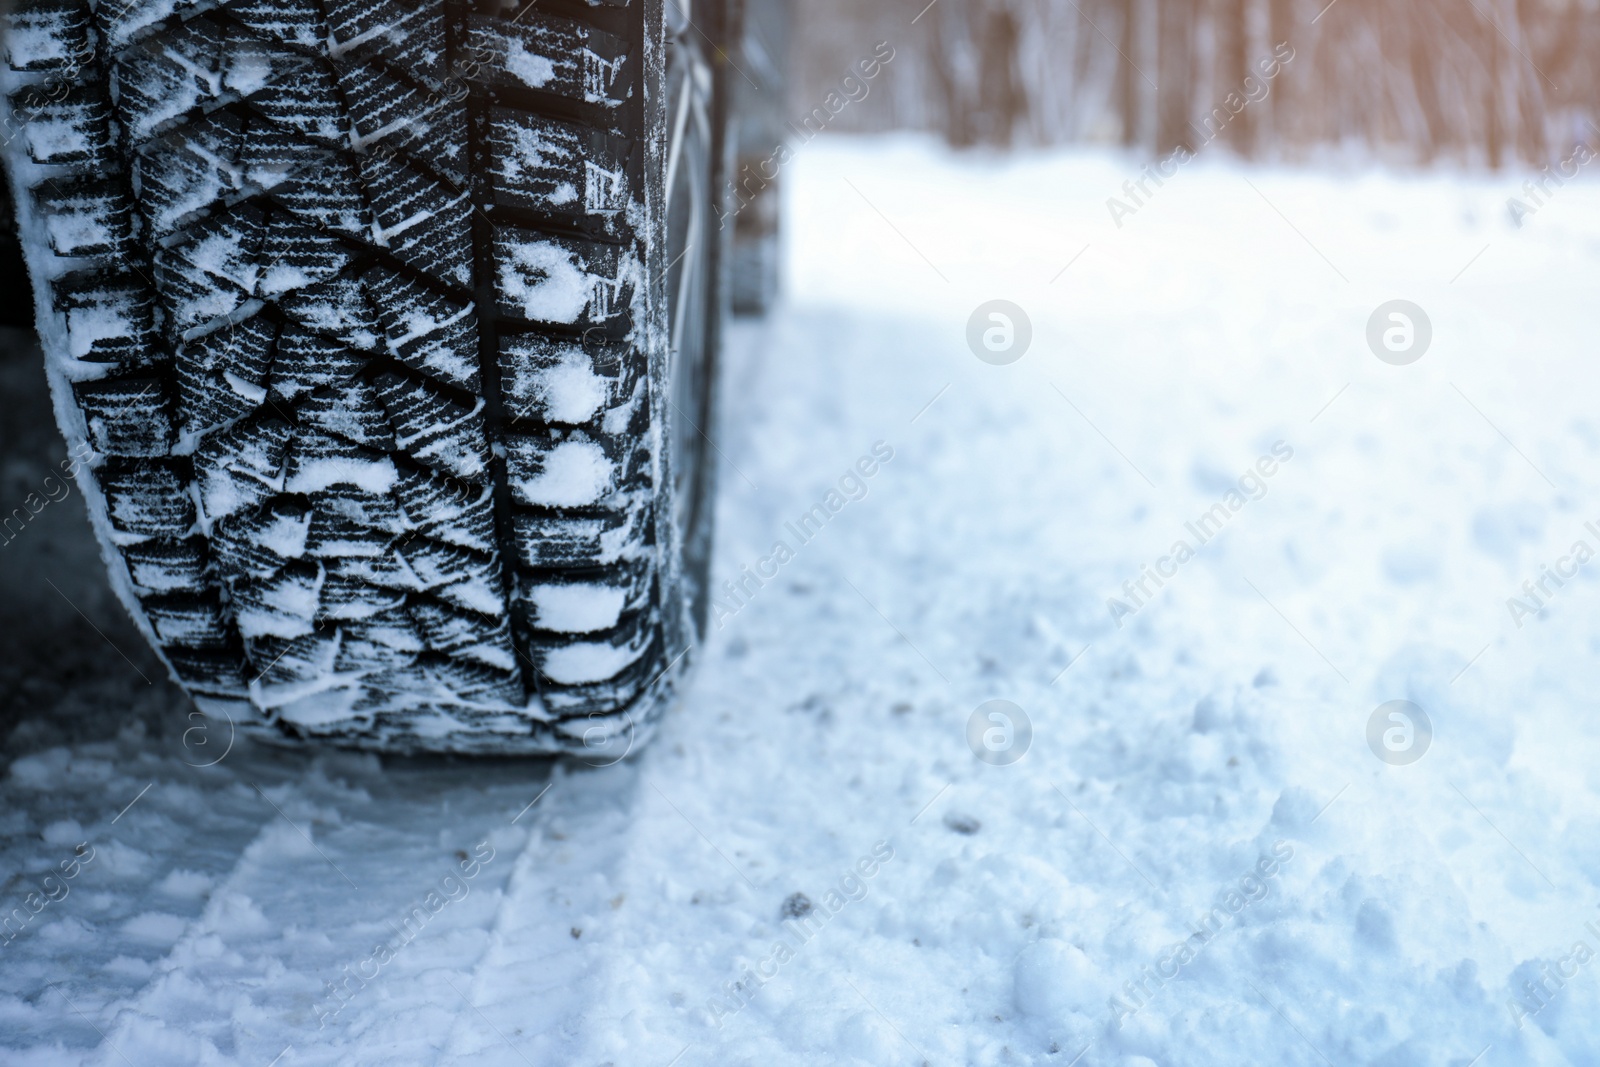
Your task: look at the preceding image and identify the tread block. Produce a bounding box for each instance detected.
[233,559,322,640]
[393,468,496,554]
[74,377,173,457]
[372,372,489,481]
[269,327,364,409]
[298,378,396,451]
[309,485,405,536]
[275,287,383,358]
[500,333,631,425]
[246,61,346,144]
[362,266,479,390]
[504,430,619,508]
[332,633,417,673]
[12,82,116,168]
[510,507,648,569]
[356,155,473,289]
[97,0,208,52]
[174,313,276,435]
[34,178,138,259]
[284,428,398,496]
[143,592,231,648]
[465,13,629,108]
[247,631,338,686]
[152,206,264,333]
[51,273,162,365]
[304,510,394,560]
[326,550,420,593]
[337,61,468,183]
[234,117,329,196]
[223,0,328,49]
[211,501,310,582]
[194,415,290,523]
[519,568,647,634]
[264,155,371,243]
[492,228,631,327]
[322,576,408,622]
[430,659,522,705]
[401,539,503,614]
[166,647,249,694]
[99,460,195,538]
[487,109,629,219]
[116,19,308,144]
[261,216,356,298]
[113,17,227,143]
[529,611,652,686]
[5,0,93,75]
[408,598,516,672]
[124,537,209,594]
[134,110,246,236]
[337,607,421,649]
[324,0,447,86]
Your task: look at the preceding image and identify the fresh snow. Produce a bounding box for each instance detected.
[529,582,629,634]
[515,438,613,507]
[5,136,1600,1065]
[497,238,594,325]
[505,41,557,91]
[527,350,610,425]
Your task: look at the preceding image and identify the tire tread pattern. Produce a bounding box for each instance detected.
[3,0,670,752]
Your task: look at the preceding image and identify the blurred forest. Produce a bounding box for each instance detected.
[792,0,1600,165]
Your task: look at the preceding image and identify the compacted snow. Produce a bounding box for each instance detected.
[6,136,1600,1065]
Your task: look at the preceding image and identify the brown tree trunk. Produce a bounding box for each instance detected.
[1118,0,1141,146]
[1157,0,1196,153]
[1215,0,1253,153]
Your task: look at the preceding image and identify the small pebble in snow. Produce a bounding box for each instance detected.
[570,927,582,939]
[781,892,813,919]
[943,812,981,835]
[891,702,913,715]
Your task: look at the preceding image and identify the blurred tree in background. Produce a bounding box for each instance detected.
[793,0,1600,165]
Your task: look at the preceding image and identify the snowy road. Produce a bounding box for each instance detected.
[6,137,1600,1065]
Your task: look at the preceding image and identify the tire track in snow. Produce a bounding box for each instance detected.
[84,753,543,1066]
[434,762,644,1066]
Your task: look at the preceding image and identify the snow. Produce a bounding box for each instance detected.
[515,438,612,507]
[283,456,399,497]
[540,637,646,686]
[7,135,1600,1064]
[497,237,594,324]
[524,349,609,425]
[505,41,556,90]
[529,582,628,633]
